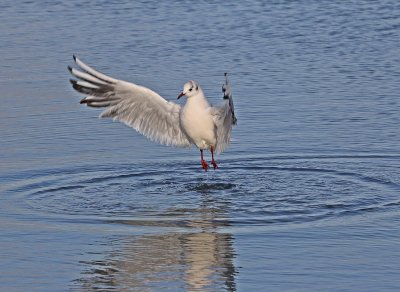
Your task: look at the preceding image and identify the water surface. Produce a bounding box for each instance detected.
[1,1,400,291]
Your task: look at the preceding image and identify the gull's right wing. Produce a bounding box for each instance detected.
[68,56,190,148]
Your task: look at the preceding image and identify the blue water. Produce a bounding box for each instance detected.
[1,1,400,291]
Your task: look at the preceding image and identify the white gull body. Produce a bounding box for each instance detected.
[68,56,237,171]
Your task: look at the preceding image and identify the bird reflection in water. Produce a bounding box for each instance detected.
[75,183,237,291]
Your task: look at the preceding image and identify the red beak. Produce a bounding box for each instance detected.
[177,92,185,99]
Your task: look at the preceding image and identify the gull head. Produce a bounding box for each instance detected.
[177,80,201,99]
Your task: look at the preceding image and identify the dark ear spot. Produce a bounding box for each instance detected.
[196,85,198,90]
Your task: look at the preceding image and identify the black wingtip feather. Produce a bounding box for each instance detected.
[67,66,73,73]
[70,79,84,93]
[80,98,88,104]
[73,55,77,62]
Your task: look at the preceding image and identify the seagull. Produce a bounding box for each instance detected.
[68,56,237,171]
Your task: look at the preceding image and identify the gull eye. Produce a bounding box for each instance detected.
[189,88,193,92]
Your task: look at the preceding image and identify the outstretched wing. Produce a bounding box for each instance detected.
[211,73,237,154]
[222,73,237,126]
[68,56,190,148]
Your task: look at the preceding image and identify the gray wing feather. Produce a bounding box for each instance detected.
[68,56,191,148]
[211,73,237,154]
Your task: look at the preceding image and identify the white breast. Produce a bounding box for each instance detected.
[180,95,216,150]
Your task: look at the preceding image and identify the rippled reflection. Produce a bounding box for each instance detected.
[3,155,400,291]
[74,189,237,291]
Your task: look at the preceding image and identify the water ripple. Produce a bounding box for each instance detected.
[2,154,399,229]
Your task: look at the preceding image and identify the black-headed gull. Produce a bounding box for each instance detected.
[68,56,236,171]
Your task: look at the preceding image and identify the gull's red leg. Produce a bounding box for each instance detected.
[211,146,218,170]
[200,149,209,171]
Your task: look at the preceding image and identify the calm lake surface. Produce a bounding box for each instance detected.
[1,1,400,291]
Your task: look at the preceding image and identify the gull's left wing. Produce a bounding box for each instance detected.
[211,73,237,154]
